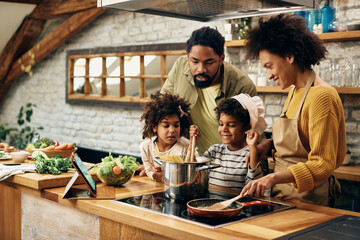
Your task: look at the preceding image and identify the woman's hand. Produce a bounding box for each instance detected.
[240,174,275,198]
[189,125,201,146]
[239,170,295,198]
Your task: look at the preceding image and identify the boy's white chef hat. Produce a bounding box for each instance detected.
[231,94,267,135]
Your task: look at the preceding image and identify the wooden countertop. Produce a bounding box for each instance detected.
[333,164,360,182]
[1,159,95,189]
[3,161,360,240]
[25,176,360,240]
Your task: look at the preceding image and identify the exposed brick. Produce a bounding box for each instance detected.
[352,110,360,121]
[266,105,283,116]
[0,5,359,160]
[264,94,282,105]
[346,122,358,133]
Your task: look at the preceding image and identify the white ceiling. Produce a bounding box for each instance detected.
[0,2,36,55]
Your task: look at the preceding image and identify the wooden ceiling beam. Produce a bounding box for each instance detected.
[0,7,105,104]
[0,0,41,3]
[0,17,45,81]
[30,0,98,19]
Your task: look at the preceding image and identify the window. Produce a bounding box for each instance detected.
[67,43,186,107]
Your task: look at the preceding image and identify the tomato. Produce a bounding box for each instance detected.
[112,166,122,175]
[54,141,60,147]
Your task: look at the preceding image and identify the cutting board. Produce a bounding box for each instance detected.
[3,160,98,190]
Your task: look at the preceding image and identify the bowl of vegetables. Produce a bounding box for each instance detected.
[94,153,140,187]
[26,138,77,158]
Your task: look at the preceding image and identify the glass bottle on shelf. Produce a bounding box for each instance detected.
[232,19,240,40]
[307,10,319,33]
[328,8,347,32]
[321,0,334,33]
[352,63,359,87]
[246,60,258,86]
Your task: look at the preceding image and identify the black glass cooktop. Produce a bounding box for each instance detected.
[113,190,295,229]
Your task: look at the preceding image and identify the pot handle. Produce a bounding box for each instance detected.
[195,164,220,171]
[241,200,275,209]
[154,157,162,166]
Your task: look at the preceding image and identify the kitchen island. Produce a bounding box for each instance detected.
[1,169,360,240]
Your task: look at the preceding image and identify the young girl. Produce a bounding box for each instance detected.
[139,93,191,182]
[195,93,267,192]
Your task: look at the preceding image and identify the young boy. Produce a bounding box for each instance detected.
[193,94,267,192]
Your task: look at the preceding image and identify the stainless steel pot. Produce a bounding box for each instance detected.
[154,157,220,200]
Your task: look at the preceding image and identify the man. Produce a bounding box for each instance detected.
[161,26,257,154]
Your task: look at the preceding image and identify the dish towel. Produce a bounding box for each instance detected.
[0,163,36,181]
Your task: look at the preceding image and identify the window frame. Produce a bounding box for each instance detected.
[66,43,186,108]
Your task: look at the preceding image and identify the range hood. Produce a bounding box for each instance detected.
[97,0,317,22]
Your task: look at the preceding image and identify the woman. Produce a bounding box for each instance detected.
[239,14,346,206]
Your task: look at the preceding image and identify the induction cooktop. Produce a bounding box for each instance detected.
[113,190,295,229]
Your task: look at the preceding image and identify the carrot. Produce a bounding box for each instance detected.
[112,166,122,175]
[65,143,74,150]
[44,145,55,150]
[55,144,68,150]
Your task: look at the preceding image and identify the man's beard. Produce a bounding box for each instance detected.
[193,64,221,89]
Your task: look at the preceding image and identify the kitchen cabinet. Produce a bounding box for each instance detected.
[225,30,360,94]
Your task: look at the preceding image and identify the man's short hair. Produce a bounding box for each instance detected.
[186,26,225,56]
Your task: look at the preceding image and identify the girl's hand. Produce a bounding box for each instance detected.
[189,125,201,146]
[245,129,259,147]
[153,172,162,182]
[152,166,163,182]
[136,164,146,176]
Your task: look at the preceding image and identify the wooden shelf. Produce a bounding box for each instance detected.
[256,86,360,94]
[225,30,360,47]
[230,31,360,95]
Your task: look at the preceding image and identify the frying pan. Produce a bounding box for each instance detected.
[187,198,274,218]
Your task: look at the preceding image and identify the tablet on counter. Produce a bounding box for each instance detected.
[68,153,96,197]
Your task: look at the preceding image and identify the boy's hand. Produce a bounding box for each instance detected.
[246,129,259,147]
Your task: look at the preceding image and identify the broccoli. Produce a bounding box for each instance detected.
[34,152,73,175]
[34,138,54,149]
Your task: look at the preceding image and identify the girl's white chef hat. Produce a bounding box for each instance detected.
[231,94,267,135]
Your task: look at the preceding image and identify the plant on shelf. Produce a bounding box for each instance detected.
[0,103,43,149]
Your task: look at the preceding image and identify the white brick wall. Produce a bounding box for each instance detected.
[0,7,359,164]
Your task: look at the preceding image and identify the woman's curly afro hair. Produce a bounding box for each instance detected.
[245,14,327,71]
[140,92,191,139]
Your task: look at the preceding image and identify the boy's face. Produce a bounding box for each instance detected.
[153,114,180,150]
[218,113,247,151]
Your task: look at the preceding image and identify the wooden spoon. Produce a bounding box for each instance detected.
[189,136,196,162]
[205,191,248,211]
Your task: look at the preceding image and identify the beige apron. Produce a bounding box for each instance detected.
[271,70,340,206]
